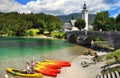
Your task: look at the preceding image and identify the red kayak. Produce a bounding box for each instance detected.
[34,64,60,77]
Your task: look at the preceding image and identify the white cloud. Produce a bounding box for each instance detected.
[0,0,119,16]
[0,0,22,12]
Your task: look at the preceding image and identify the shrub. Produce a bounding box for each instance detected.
[106,49,120,60]
[26,29,39,36]
[7,31,15,36]
[51,32,65,39]
[95,37,103,41]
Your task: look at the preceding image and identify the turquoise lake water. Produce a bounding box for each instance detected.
[0,36,88,78]
[0,36,72,60]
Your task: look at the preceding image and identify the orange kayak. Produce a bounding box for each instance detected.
[36,62,61,69]
[34,64,60,77]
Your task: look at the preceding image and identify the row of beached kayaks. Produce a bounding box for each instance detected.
[6,59,71,77]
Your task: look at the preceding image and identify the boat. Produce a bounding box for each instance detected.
[44,60,71,67]
[36,62,61,69]
[34,64,60,77]
[6,68,43,77]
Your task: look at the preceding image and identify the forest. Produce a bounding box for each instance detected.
[0,12,62,36]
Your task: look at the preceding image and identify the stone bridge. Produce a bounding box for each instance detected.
[65,31,120,49]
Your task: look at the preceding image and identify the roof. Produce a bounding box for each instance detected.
[62,22,72,29]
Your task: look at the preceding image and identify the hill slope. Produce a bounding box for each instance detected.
[57,13,96,25]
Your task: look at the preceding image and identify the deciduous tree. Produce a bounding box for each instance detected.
[75,18,85,30]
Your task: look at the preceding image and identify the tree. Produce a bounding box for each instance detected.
[37,20,46,34]
[93,11,109,31]
[92,11,116,31]
[15,20,32,36]
[116,14,120,31]
[47,21,56,35]
[105,17,116,31]
[45,15,61,35]
[74,18,85,30]
[116,14,120,23]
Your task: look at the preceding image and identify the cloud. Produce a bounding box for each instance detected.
[0,0,119,17]
[0,0,22,12]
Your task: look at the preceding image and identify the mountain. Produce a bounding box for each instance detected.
[57,13,96,25]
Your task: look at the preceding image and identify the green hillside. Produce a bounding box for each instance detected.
[57,13,96,25]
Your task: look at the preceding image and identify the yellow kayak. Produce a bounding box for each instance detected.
[6,68,43,77]
[44,60,71,67]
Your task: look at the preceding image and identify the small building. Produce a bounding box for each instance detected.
[61,2,91,32]
[61,19,79,32]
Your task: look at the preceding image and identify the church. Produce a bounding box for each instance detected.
[61,2,90,32]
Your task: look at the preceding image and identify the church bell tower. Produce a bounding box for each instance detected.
[81,2,88,30]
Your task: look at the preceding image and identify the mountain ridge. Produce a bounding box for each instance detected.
[57,13,96,25]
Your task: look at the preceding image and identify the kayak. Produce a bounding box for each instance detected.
[36,62,61,69]
[45,59,70,64]
[34,64,60,77]
[6,68,43,77]
[44,60,71,67]
[34,66,57,77]
[36,63,60,73]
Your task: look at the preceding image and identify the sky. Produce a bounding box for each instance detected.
[0,0,120,17]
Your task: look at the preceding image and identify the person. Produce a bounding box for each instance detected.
[87,50,91,59]
[94,52,98,58]
[26,62,31,74]
[31,60,35,73]
[93,52,98,64]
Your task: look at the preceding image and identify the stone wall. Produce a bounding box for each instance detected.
[65,31,120,49]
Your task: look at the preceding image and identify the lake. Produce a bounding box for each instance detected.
[0,36,89,78]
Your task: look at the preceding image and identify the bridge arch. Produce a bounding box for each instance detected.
[65,31,120,49]
[68,34,78,43]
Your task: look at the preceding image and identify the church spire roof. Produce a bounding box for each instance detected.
[83,2,87,9]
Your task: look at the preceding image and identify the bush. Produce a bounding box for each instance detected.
[51,32,65,39]
[7,31,15,36]
[106,49,120,60]
[26,29,39,36]
[95,37,103,41]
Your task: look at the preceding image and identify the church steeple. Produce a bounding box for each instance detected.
[81,1,89,30]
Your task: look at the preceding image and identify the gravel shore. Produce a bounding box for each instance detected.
[43,53,107,78]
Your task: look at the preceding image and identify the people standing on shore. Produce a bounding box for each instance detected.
[88,50,91,59]
[31,60,35,73]
[26,62,31,74]
[94,52,98,64]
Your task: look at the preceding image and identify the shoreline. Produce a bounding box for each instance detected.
[0,35,64,40]
[43,54,106,78]
[42,51,108,78]
[2,51,108,78]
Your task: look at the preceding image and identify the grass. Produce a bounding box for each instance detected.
[101,66,120,74]
[98,49,120,74]
[97,49,120,62]
[106,49,120,60]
